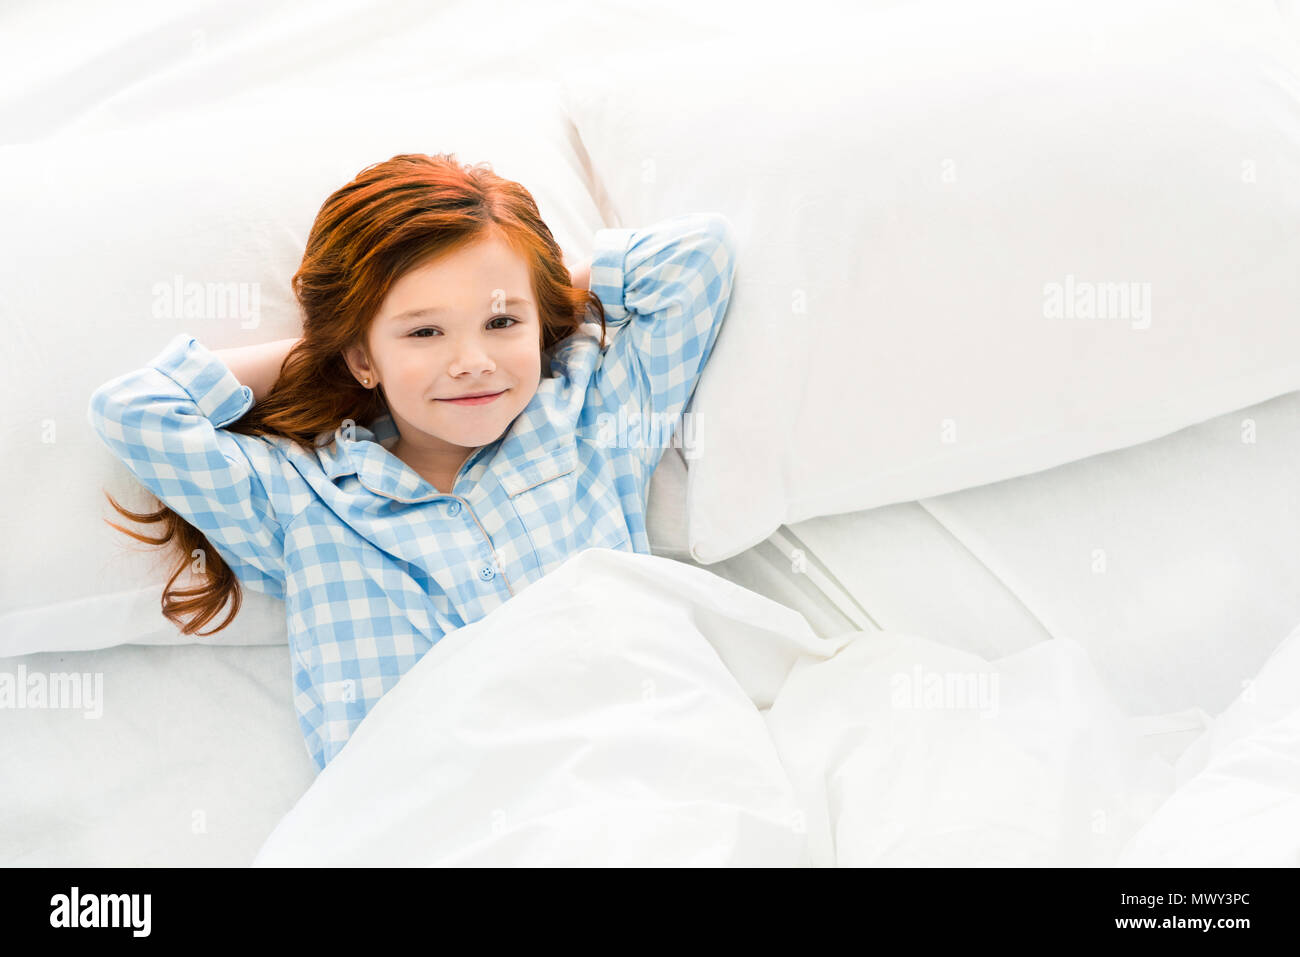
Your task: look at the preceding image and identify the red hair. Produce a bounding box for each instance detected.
[102,153,607,635]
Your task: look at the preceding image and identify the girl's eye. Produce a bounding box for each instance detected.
[409,317,518,338]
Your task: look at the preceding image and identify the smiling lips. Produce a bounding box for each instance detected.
[438,389,506,406]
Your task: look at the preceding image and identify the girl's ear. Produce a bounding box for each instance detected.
[342,342,373,385]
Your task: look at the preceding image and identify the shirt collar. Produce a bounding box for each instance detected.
[314,372,581,503]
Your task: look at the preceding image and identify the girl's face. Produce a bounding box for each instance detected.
[345,231,543,474]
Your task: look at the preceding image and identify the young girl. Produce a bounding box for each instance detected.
[87,153,738,773]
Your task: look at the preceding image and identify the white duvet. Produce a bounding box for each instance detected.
[251,549,1291,867]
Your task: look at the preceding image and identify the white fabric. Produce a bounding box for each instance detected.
[1119,619,1300,866]
[790,388,1300,717]
[253,548,827,867]
[0,642,310,866]
[644,445,693,560]
[0,0,759,144]
[252,548,1182,867]
[765,632,1176,866]
[914,393,1300,714]
[561,0,1300,563]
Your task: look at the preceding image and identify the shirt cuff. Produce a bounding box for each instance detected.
[589,226,637,326]
[150,333,255,428]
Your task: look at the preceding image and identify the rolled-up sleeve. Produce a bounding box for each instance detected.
[588,212,738,484]
[87,333,288,598]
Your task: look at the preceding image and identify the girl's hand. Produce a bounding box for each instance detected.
[567,256,591,292]
[212,337,301,407]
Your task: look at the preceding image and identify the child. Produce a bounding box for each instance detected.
[87,152,738,773]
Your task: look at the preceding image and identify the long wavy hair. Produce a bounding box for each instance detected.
[102,152,607,636]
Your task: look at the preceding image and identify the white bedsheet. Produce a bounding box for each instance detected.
[252,548,1181,867]
[0,0,790,145]
[790,389,1300,718]
[0,642,311,867]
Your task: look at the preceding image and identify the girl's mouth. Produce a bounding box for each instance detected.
[438,390,506,407]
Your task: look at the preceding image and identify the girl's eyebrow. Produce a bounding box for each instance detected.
[390,297,533,323]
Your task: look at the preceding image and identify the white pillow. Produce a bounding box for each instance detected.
[0,81,610,655]
[562,0,1300,563]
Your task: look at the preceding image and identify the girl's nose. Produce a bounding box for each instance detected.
[449,345,493,376]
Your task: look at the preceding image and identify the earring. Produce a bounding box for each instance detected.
[362,377,370,386]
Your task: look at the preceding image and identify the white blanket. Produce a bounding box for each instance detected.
[252,549,1191,867]
[1118,618,1300,867]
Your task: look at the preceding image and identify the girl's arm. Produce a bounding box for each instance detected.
[87,334,291,596]
[586,213,738,482]
[211,337,301,406]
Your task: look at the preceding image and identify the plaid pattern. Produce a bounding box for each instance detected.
[87,212,737,772]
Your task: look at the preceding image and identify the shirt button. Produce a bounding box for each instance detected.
[447,501,461,517]
[478,565,495,582]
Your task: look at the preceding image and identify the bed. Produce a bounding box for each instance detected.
[4,0,1300,867]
